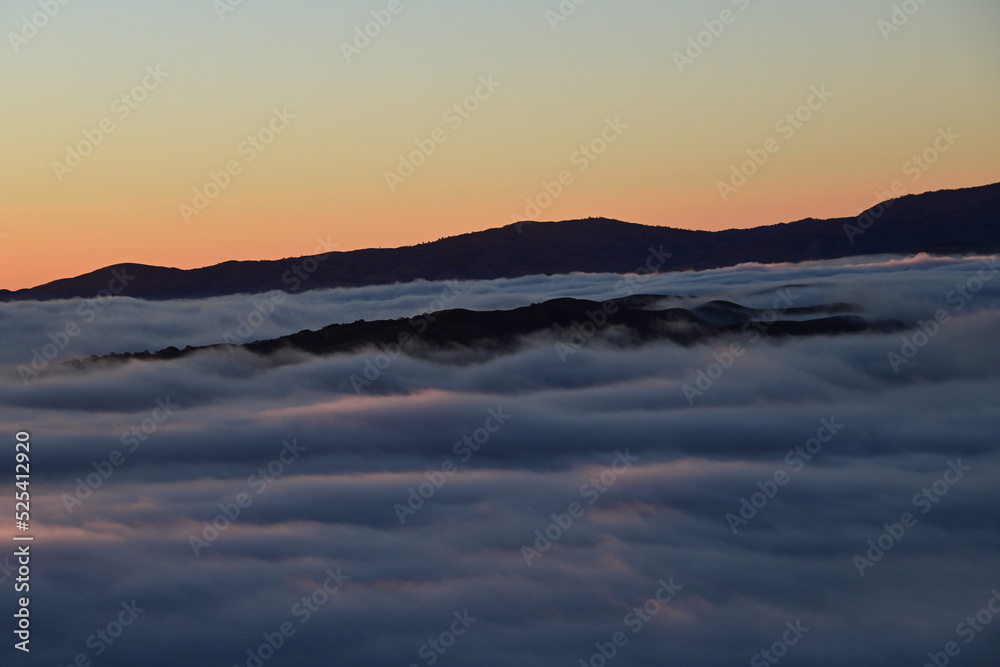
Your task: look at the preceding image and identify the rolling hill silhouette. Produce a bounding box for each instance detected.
[71,295,903,369]
[3,183,998,302]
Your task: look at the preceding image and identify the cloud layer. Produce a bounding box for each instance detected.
[1,254,998,667]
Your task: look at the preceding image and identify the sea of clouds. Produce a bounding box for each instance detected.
[0,253,998,667]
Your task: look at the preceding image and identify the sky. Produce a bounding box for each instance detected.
[2,255,999,666]
[2,0,999,289]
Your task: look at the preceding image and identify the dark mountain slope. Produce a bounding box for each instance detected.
[71,296,899,369]
[3,183,998,302]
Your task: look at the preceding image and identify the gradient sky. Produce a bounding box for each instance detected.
[2,0,998,289]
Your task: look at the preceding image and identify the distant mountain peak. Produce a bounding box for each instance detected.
[3,182,997,302]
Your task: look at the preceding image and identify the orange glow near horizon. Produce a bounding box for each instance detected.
[2,1,998,291]
[3,171,996,291]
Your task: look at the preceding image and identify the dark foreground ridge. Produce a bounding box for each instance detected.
[71,295,904,368]
[2,182,998,302]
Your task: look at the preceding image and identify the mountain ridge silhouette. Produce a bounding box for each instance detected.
[3,182,997,302]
